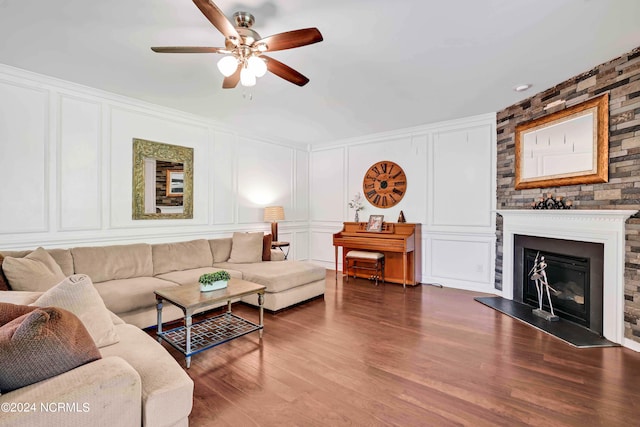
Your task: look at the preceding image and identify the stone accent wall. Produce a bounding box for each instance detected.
[496,46,640,342]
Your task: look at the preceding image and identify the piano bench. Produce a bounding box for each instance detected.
[345,251,385,286]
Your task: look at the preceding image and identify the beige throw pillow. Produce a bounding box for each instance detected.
[31,274,119,348]
[2,247,66,292]
[210,238,232,263]
[228,232,264,263]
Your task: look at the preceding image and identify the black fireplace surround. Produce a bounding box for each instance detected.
[514,235,604,335]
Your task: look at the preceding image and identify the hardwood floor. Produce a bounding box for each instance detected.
[152,272,640,426]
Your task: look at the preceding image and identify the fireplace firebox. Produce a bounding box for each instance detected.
[514,235,604,335]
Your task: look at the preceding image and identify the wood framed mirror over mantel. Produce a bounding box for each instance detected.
[514,93,609,190]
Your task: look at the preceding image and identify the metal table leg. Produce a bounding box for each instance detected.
[185,310,192,369]
[156,297,163,343]
[258,291,264,338]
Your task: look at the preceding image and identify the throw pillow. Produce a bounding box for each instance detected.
[2,247,66,292]
[0,303,101,393]
[228,232,263,263]
[32,274,119,348]
[0,253,10,291]
[262,234,272,261]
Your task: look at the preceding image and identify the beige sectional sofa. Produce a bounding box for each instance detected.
[2,235,326,328]
[0,233,326,426]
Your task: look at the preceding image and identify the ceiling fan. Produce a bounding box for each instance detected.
[151,0,323,88]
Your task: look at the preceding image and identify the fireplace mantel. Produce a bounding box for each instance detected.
[497,209,637,344]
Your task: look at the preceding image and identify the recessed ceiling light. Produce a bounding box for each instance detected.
[514,84,532,92]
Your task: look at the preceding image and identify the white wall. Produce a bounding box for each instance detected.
[310,114,497,293]
[0,63,497,285]
[0,64,310,259]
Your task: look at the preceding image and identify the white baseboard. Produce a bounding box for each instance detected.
[623,337,640,352]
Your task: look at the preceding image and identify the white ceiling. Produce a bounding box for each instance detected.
[0,0,639,145]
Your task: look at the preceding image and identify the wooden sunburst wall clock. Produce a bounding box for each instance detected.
[362,161,407,208]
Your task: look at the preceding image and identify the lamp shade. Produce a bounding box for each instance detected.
[240,66,256,87]
[247,56,267,78]
[264,206,285,222]
[264,206,284,242]
[217,56,238,77]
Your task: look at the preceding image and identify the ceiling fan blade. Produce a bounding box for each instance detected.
[263,55,309,86]
[222,65,241,89]
[151,46,226,54]
[192,0,240,43]
[261,28,323,52]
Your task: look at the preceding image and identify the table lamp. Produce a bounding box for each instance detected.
[264,206,285,242]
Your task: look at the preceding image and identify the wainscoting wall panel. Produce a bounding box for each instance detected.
[0,80,49,233]
[310,228,337,267]
[58,95,102,231]
[431,124,494,230]
[293,230,310,261]
[236,137,294,225]
[425,235,495,292]
[211,130,235,225]
[295,150,310,222]
[310,147,345,222]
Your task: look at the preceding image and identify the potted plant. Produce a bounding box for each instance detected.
[198,270,231,292]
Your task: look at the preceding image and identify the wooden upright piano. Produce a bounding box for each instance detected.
[333,222,421,286]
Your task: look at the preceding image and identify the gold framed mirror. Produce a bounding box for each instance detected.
[132,138,193,219]
[514,94,609,190]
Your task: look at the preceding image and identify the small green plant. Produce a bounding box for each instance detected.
[199,270,231,284]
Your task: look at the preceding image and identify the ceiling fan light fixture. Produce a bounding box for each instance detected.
[217,55,238,77]
[240,66,257,87]
[247,56,267,78]
[152,0,323,89]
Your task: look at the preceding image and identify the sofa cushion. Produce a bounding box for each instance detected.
[212,261,326,293]
[100,324,193,427]
[228,232,263,264]
[2,247,66,292]
[152,239,213,276]
[209,238,232,263]
[72,243,153,282]
[47,249,75,277]
[2,248,74,277]
[0,303,101,393]
[32,274,119,348]
[0,290,43,305]
[93,277,179,314]
[156,267,243,286]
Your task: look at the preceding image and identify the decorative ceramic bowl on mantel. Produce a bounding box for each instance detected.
[198,271,230,292]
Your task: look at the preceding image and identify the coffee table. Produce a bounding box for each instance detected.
[154,278,266,368]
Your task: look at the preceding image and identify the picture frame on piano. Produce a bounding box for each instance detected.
[366,215,384,232]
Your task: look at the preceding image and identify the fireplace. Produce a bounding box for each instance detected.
[497,209,636,346]
[514,235,604,335]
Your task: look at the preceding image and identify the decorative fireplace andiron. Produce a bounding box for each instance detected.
[528,252,560,321]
